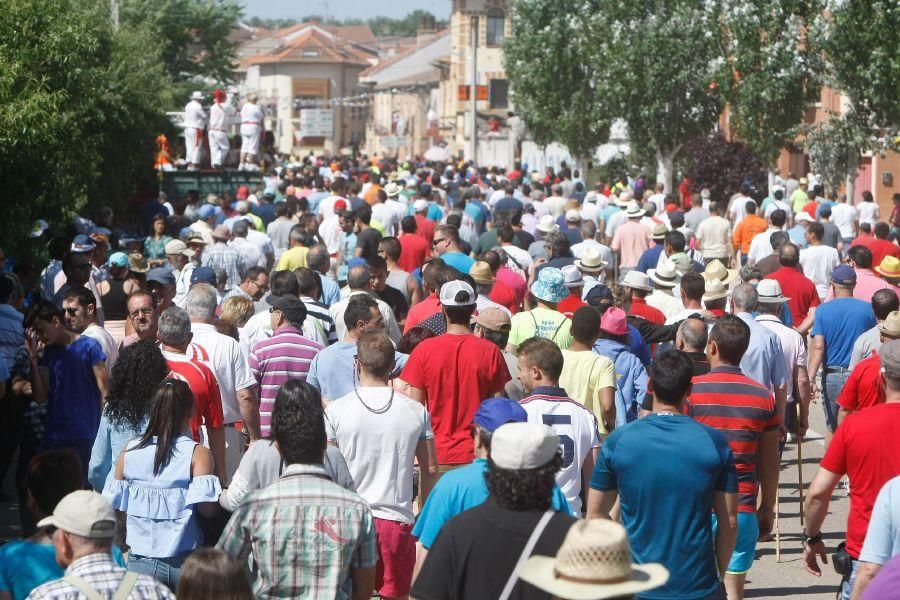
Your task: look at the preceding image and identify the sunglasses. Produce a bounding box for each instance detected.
[432,238,447,248]
[63,308,80,316]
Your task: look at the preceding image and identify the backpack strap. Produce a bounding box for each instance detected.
[62,575,103,600]
[113,573,139,600]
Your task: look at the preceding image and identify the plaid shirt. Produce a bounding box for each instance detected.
[218,463,377,599]
[201,242,246,291]
[27,552,175,599]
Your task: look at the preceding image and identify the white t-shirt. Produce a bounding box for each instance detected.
[326,387,433,523]
[799,244,841,299]
[82,324,118,371]
[747,227,780,264]
[372,203,399,235]
[318,195,349,221]
[240,102,263,126]
[729,194,753,224]
[858,202,880,228]
[519,395,600,514]
[188,323,256,423]
[830,203,857,238]
[764,200,792,219]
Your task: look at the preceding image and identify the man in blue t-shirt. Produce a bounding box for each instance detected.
[807,265,877,445]
[25,301,107,478]
[588,349,738,600]
[412,397,572,579]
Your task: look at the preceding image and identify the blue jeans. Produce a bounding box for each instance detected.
[840,558,859,600]
[128,553,186,591]
[823,369,851,433]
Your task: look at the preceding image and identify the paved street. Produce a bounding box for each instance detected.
[0,399,852,598]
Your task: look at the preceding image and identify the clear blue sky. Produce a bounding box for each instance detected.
[239,0,450,21]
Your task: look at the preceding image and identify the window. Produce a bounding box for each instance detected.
[489,79,509,109]
[486,9,505,47]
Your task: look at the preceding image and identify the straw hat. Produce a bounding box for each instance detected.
[647,261,677,288]
[624,202,645,218]
[756,279,790,304]
[619,270,653,292]
[574,247,608,273]
[536,214,559,234]
[562,265,584,288]
[519,519,668,600]
[469,261,496,285]
[651,223,668,240]
[127,253,149,274]
[702,259,739,286]
[876,256,900,280]
[880,311,900,339]
[702,278,729,302]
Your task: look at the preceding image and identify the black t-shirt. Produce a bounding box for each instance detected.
[641,351,711,411]
[355,228,382,260]
[411,499,576,600]
[376,285,409,321]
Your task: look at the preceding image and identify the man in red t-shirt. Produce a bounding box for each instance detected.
[837,316,900,424]
[157,306,227,483]
[404,259,446,333]
[802,340,900,598]
[398,216,430,273]
[620,271,665,324]
[866,223,900,268]
[765,243,820,329]
[412,200,435,244]
[401,280,510,467]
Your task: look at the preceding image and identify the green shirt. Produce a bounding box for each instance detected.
[508,306,573,349]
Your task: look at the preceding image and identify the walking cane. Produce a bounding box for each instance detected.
[775,495,781,562]
[797,402,805,527]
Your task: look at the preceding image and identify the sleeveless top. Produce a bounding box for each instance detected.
[103,434,221,558]
[101,279,129,320]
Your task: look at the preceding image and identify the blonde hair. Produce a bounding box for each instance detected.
[219,296,255,328]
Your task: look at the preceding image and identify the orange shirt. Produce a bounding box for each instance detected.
[732,214,767,254]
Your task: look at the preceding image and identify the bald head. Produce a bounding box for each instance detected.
[677,318,708,353]
[779,243,800,267]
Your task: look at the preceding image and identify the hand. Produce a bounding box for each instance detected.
[810,382,820,400]
[803,539,828,576]
[24,328,42,361]
[531,257,547,272]
[757,506,775,539]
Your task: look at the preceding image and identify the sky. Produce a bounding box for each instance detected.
[239,0,450,21]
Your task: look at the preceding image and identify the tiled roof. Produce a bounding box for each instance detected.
[239,25,374,69]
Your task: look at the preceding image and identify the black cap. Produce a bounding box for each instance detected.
[266,293,307,324]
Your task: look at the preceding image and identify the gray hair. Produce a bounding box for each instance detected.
[677,318,708,352]
[347,265,372,290]
[306,244,331,272]
[184,284,218,320]
[158,306,192,347]
[580,220,597,240]
[731,283,758,312]
[232,220,249,238]
[550,184,563,196]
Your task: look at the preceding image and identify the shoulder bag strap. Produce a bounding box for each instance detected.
[112,572,140,600]
[62,575,103,600]
[497,510,555,600]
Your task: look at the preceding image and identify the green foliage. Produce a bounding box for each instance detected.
[683,134,767,203]
[121,0,241,99]
[0,0,172,256]
[816,0,899,129]
[504,0,612,159]
[719,0,823,166]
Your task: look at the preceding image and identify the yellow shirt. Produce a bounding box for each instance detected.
[559,349,616,433]
[508,306,573,349]
[276,246,308,271]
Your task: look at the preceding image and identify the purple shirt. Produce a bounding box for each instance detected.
[249,326,323,436]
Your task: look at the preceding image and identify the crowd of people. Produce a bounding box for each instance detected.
[2,157,900,600]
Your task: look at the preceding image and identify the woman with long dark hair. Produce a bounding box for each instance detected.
[88,340,169,491]
[104,379,221,591]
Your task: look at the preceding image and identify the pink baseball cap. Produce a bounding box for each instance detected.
[599,307,629,336]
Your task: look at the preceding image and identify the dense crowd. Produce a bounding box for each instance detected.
[2,157,900,600]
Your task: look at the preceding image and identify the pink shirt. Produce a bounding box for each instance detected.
[824,268,899,301]
[611,220,651,268]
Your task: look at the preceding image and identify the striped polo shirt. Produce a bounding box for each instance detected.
[249,326,323,436]
[686,365,779,512]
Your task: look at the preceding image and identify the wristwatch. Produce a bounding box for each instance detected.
[802,530,822,546]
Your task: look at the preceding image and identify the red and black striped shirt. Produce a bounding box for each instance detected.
[686,366,779,513]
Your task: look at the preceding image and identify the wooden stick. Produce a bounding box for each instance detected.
[775,495,781,562]
[797,401,805,527]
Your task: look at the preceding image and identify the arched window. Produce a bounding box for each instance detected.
[486,9,505,47]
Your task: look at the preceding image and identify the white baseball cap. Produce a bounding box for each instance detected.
[413,199,429,212]
[439,280,476,306]
[37,490,117,539]
[795,211,815,223]
[491,423,560,470]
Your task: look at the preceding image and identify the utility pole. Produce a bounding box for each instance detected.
[111,0,120,31]
[470,15,478,165]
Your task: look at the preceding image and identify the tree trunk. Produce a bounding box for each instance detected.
[768,169,777,191]
[656,149,676,194]
[846,170,857,205]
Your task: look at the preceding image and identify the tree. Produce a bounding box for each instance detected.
[590,0,727,192]
[718,0,823,169]
[683,134,767,204]
[0,0,172,256]
[121,0,241,100]
[504,0,612,164]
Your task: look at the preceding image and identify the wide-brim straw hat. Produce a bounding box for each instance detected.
[574,247,607,273]
[702,259,739,286]
[647,262,677,288]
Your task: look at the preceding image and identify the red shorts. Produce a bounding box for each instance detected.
[374,517,416,598]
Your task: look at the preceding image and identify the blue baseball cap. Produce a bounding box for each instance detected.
[70,234,96,253]
[107,252,129,268]
[198,204,216,220]
[190,266,217,285]
[473,398,527,432]
[147,267,176,286]
[832,264,857,286]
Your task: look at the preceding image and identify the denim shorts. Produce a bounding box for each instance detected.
[128,553,188,591]
[823,369,851,433]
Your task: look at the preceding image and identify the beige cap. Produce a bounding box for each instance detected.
[164,239,195,258]
[37,490,117,539]
[652,223,668,240]
[880,311,900,338]
[472,307,511,333]
[491,423,559,470]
